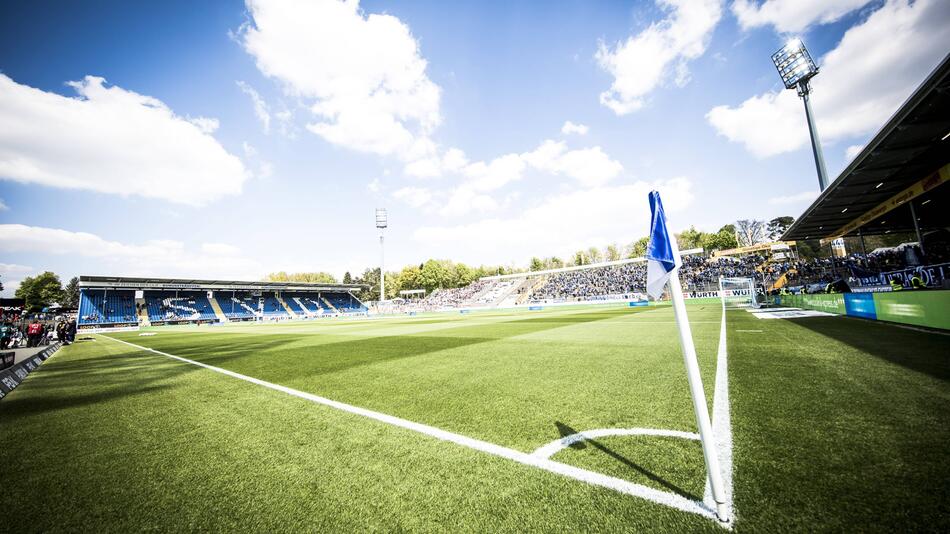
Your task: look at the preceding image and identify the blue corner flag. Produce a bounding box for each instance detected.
[645,191,681,299]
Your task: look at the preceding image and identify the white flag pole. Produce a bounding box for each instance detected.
[666,271,730,522]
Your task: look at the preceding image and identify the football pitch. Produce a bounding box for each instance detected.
[1,304,948,532]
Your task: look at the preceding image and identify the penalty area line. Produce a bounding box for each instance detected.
[100,334,724,524]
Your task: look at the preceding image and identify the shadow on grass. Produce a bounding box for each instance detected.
[136,334,500,381]
[555,422,701,501]
[0,339,198,419]
[786,317,950,380]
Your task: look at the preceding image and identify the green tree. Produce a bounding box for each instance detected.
[15,271,65,311]
[354,268,380,301]
[529,257,544,271]
[605,244,621,261]
[571,250,590,266]
[63,276,80,308]
[677,226,706,250]
[342,271,352,284]
[587,246,603,264]
[264,272,337,284]
[702,230,739,251]
[546,257,564,269]
[767,216,795,240]
[419,259,451,292]
[718,224,736,235]
[627,237,650,258]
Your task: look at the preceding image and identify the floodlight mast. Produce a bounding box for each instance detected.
[375,208,388,302]
[772,39,829,191]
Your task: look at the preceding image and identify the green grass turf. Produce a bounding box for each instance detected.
[0,304,947,532]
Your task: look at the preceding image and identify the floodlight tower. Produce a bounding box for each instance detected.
[772,38,829,191]
[375,208,388,302]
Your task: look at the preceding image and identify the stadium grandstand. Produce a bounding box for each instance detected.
[77,276,367,329]
[780,53,950,293]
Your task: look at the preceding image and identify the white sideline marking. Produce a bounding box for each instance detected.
[531,428,700,459]
[703,305,735,522]
[101,335,721,522]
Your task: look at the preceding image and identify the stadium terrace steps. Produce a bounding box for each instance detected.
[208,296,229,323]
[770,271,791,291]
[275,295,297,317]
[321,296,339,314]
[517,275,550,305]
[469,282,497,304]
[292,297,318,316]
[135,297,150,326]
[233,297,258,317]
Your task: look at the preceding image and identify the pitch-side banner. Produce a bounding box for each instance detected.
[848,262,950,289]
[683,289,753,299]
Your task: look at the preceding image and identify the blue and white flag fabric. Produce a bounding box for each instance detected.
[645,191,681,300]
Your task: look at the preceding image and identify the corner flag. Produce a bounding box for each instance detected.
[645,191,681,300]
[645,190,730,522]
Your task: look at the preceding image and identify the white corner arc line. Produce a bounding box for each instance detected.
[100,335,723,523]
[531,428,700,460]
[703,304,735,522]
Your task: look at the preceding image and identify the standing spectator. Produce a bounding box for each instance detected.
[26,318,43,348]
[0,321,11,350]
[66,318,77,344]
[56,320,67,344]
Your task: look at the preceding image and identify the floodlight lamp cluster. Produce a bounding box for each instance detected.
[771,38,819,93]
[375,207,388,229]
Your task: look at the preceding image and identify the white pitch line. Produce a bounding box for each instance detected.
[704,304,735,523]
[101,335,721,522]
[531,428,700,460]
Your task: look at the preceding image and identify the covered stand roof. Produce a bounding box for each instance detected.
[783,53,950,242]
[78,275,365,292]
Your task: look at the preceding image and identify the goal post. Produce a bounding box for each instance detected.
[719,277,759,309]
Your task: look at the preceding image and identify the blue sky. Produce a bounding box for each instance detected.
[2,0,948,294]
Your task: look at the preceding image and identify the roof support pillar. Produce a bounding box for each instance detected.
[909,200,925,258]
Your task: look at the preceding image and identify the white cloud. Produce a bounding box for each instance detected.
[404,147,470,178]
[0,224,265,280]
[426,140,624,216]
[732,0,874,33]
[392,186,432,208]
[522,140,623,188]
[439,187,499,217]
[241,0,441,159]
[596,0,722,115]
[561,121,589,135]
[367,178,381,192]
[707,0,950,157]
[0,74,249,206]
[416,178,695,262]
[0,263,32,273]
[236,80,272,133]
[201,242,241,255]
[768,190,818,205]
[845,144,864,161]
[463,153,528,193]
[188,116,220,133]
[0,198,7,211]
[242,142,274,179]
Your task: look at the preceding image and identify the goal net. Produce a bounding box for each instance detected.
[719,277,759,309]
